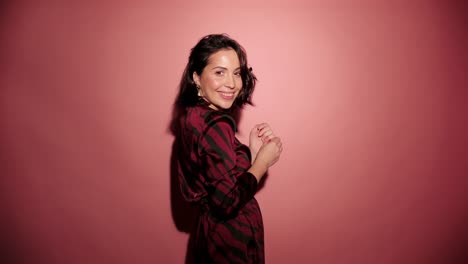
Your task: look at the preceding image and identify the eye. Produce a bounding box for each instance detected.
[234,71,241,76]
[215,70,224,76]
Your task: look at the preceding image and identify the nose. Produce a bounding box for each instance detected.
[224,73,235,89]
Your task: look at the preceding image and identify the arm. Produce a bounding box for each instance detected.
[199,114,259,219]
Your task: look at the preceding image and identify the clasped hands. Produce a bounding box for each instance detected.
[249,123,282,168]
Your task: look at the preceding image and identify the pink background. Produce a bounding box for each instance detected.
[1,1,467,263]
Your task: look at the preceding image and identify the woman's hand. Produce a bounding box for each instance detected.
[249,123,276,162]
[247,136,283,182]
[255,137,282,168]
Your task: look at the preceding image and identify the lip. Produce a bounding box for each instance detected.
[219,91,235,100]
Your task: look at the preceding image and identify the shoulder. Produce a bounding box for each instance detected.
[186,105,237,134]
[198,109,237,155]
[205,110,236,133]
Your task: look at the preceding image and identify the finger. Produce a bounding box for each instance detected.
[259,129,273,138]
[276,139,282,146]
[258,127,275,136]
[269,137,280,144]
[268,134,276,141]
[256,123,270,132]
[275,142,282,151]
[250,124,263,135]
[261,135,274,144]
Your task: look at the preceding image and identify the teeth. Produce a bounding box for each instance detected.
[221,92,234,96]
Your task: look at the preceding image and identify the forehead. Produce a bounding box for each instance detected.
[207,48,240,67]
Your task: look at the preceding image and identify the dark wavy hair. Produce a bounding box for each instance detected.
[175,34,257,109]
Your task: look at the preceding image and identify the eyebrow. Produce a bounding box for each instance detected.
[210,66,241,71]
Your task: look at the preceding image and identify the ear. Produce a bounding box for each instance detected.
[192,72,200,87]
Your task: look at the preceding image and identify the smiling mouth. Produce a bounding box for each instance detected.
[219,92,235,100]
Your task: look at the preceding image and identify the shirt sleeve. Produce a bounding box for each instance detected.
[199,113,258,219]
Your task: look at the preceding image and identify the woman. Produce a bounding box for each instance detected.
[174,34,282,264]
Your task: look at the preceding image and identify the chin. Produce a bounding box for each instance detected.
[218,103,234,110]
[213,99,236,110]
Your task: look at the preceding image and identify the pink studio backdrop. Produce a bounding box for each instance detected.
[1,1,467,263]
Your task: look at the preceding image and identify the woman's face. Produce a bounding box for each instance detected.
[193,48,242,110]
